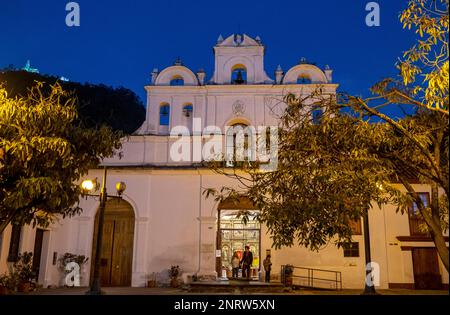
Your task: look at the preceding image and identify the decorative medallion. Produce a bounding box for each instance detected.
[232,100,245,116]
[264,96,274,108]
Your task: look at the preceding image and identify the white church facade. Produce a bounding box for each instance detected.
[0,34,448,290]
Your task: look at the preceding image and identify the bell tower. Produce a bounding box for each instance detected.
[211,34,273,85]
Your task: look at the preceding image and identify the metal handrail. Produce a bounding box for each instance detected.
[289,265,342,274]
[281,265,342,290]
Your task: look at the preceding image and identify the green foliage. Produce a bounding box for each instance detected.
[355,4,449,268]
[397,0,448,114]
[168,265,181,279]
[0,273,15,290]
[57,253,89,273]
[206,91,448,254]
[369,1,448,116]
[13,252,35,283]
[283,265,294,275]
[0,70,146,134]
[213,95,402,250]
[347,91,449,271]
[205,0,449,271]
[0,83,122,231]
[0,252,37,292]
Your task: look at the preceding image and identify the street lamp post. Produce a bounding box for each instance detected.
[81,166,126,295]
[360,183,385,295]
[362,210,377,295]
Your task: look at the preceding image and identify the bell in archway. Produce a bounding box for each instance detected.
[234,69,245,84]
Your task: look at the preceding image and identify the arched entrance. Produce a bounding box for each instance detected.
[91,199,135,286]
[216,197,260,279]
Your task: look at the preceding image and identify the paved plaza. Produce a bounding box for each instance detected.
[23,286,449,295]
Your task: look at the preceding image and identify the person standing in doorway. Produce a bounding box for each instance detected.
[263,254,272,283]
[240,246,253,279]
[231,252,240,279]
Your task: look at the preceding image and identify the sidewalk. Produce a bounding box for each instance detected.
[24,286,449,295]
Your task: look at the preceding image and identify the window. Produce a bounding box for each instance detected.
[312,106,323,124]
[343,242,359,257]
[297,75,312,84]
[170,75,184,86]
[8,224,21,262]
[225,123,252,167]
[231,65,247,84]
[409,192,430,236]
[159,104,170,126]
[183,104,193,134]
[182,104,193,118]
[410,192,429,215]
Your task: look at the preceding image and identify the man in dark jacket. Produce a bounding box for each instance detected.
[240,246,253,279]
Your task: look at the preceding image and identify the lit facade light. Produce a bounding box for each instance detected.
[81,179,96,192]
[376,182,383,191]
[116,181,126,196]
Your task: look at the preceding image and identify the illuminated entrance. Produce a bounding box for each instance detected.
[216,207,261,279]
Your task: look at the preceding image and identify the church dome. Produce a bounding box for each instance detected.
[154,61,199,86]
[283,63,329,84]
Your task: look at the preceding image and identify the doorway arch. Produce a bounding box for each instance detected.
[216,197,260,279]
[91,199,135,287]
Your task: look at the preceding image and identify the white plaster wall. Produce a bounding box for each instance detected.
[0,225,12,275]
[3,34,448,290]
[1,172,448,289]
[136,84,338,136]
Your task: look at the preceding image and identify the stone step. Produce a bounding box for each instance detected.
[185,280,286,293]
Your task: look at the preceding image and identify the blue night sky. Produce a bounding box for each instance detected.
[1,0,416,115]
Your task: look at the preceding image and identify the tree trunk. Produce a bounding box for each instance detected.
[430,226,450,272]
[417,204,448,272]
[429,132,449,272]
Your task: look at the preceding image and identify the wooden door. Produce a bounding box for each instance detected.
[110,217,135,286]
[91,200,135,287]
[32,229,45,281]
[412,248,442,289]
[99,220,115,286]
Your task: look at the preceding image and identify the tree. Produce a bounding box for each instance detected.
[205,0,449,272]
[347,0,449,270]
[0,70,146,134]
[205,90,448,271]
[0,83,122,233]
[380,0,448,115]
[204,91,409,251]
[345,93,449,271]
